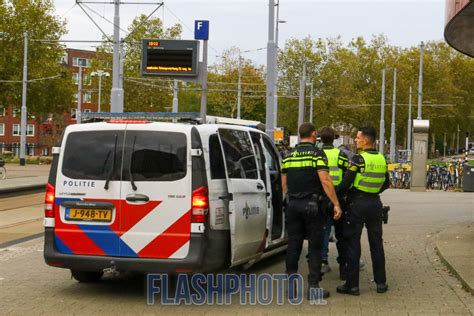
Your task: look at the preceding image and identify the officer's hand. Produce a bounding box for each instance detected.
[333,205,342,220]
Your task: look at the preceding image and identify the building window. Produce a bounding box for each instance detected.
[83,91,92,103]
[72,73,79,85]
[42,147,49,156]
[71,108,77,117]
[12,143,19,157]
[27,124,34,136]
[0,106,5,116]
[13,124,20,136]
[12,124,34,136]
[72,57,90,67]
[0,123,4,136]
[27,143,35,156]
[0,143,4,153]
[83,109,91,113]
[12,108,19,117]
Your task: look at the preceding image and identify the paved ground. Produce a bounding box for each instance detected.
[0,190,473,314]
[437,223,474,294]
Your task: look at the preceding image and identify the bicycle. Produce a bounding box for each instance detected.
[0,158,6,180]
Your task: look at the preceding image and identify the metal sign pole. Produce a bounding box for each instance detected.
[200,40,208,122]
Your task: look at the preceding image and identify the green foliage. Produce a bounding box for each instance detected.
[207,47,266,121]
[0,0,74,118]
[277,36,474,153]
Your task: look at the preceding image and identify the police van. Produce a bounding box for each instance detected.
[44,113,287,282]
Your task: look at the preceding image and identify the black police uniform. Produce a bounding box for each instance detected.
[336,149,390,292]
[282,142,329,286]
[320,144,349,279]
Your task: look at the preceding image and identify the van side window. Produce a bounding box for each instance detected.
[62,131,124,180]
[124,131,187,182]
[209,134,226,179]
[219,129,258,180]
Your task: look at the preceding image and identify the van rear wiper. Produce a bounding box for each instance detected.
[129,135,138,191]
[104,134,118,190]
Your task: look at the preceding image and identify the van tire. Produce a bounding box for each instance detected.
[71,270,104,283]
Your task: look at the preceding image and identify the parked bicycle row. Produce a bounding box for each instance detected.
[388,159,469,191]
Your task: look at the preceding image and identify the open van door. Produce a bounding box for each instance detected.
[217,128,267,265]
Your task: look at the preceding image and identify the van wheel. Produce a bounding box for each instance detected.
[71,270,103,283]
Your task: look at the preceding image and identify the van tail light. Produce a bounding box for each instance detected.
[44,183,56,218]
[191,186,209,223]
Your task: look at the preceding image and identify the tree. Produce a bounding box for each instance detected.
[207,47,266,121]
[0,0,74,118]
[276,35,474,155]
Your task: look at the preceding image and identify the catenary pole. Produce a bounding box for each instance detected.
[265,0,276,140]
[390,68,397,162]
[379,69,386,154]
[19,32,28,166]
[297,62,306,128]
[417,41,424,120]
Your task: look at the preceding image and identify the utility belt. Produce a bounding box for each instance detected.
[348,189,380,201]
[288,191,323,200]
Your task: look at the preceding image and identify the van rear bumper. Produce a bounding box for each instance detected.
[44,228,229,273]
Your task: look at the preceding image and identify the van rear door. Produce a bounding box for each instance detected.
[55,125,125,257]
[217,128,267,265]
[119,124,192,259]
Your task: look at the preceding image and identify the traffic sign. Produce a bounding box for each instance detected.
[194,20,209,40]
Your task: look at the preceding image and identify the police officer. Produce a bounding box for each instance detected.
[336,127,390,296]
[281,123,342,299]
[318,127,349,280]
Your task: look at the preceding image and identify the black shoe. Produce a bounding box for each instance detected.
[307,285,330,300]
[376,283,388,293]
[336,284,360,296]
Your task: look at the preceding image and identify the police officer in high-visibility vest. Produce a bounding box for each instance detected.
[282,123,342,299]
[336,127,390,296]
[318,127,349,279]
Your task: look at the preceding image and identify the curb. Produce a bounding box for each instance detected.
[436,230,474,295]
[0,183,46,195]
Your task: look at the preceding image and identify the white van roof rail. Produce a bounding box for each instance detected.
[81,112,201,123]
[80,112,265,131]
[205,116,265,131]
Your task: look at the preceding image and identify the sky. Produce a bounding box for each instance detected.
[53,0,446,64]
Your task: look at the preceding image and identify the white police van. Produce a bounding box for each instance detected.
[44,113,287,282]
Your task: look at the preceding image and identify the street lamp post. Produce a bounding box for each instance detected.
[91,70,110,112]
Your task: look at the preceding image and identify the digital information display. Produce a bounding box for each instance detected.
[141,39,199,77]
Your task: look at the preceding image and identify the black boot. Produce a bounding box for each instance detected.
[336,284,360,296]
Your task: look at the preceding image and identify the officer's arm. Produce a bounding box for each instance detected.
[281,157,288,195]
[281,174,288,195]
[336,170,356,196]
[318,171,340,207]
[337,155,362,196]
[379,172,390,193]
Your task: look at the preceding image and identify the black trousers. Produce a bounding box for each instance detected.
[334,199,347,268]
[286,194,327,286]
[344,194,386,288]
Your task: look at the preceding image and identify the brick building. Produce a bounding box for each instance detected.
[0,48,100,157]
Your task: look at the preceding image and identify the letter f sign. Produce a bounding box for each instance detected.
[194,20,209,40]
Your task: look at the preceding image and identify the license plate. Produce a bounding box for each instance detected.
[65,208,112,222]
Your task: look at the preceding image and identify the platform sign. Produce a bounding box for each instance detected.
[141,39,199,77]
[194,20,209,40]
